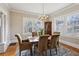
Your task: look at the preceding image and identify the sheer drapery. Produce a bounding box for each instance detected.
[23,16,43,34]
[53,11,79,38]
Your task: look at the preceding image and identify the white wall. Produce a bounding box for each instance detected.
[0,4,10,53]
[10,12,23,43]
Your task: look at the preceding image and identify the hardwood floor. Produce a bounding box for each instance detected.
[60,43,79,53]
[0,43,79,56]
[0,43,17,56]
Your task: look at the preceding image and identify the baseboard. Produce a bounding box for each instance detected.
[59,40,79,49]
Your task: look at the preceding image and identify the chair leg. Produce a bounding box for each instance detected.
[39,52,43,56]
[38,52,41,56]
[34,46,35,56]
[19,50,21,56]
[30,49,32,56]
[42,52,44,56]
[55,47,57,54]
[38,52,40,56]
[50,49,52,56]
[45,51,47,56]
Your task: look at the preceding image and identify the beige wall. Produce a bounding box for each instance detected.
[10,12,23,43]
[10,11,38,43]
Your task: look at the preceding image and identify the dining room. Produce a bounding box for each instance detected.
[0,3,79,56]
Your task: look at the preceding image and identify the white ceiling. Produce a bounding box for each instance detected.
[8,3,71,15]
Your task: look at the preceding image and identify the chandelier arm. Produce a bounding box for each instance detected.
[39,3,48,20]
[42,3,44,15]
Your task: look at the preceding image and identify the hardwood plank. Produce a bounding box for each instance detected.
[0,43,17,56]
[60,43,79,53]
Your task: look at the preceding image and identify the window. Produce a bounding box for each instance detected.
[67,13,79,34]
[54,11,79,36]
[23,16,43,33]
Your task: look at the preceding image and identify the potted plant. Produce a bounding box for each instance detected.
[38,28,44,36]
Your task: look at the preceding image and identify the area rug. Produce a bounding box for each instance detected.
[16,46,79,56]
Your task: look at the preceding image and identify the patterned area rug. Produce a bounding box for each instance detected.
[16,46,79,56]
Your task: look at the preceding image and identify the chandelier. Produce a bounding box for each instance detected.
[39,3,48,20]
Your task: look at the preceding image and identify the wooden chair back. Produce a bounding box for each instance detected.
[50,35,60,48]
[32,32,37,37]
[38,35,49,52]
[15,34,22,45]
[53,32,60,35]
[15,34,32,56]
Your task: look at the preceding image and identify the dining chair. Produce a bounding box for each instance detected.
[48,35,60,55]
[53,32,60,47]
[32,32,38,37]
[15,34,32,56]
[34,35,49,56]
[53,32,60,35]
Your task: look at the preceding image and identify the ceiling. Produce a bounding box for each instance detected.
[8,3,71,15]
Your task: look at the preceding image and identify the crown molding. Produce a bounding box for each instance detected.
[49,4,79,17]
[8,3,79,18]
[10,8,41,18]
